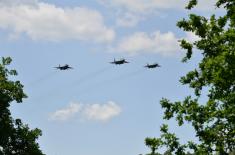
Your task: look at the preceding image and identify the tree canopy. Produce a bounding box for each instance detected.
[145,0,235,154]
[0,57,44,155]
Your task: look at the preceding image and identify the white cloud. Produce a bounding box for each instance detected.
[99,0,185,13]
[113,31,203,56]
[82,101,121,122]
[99,0,217,27]
[0,0,115,42]
[98,0,185,27]
[49,101,121,122]
[49,103,82,121]
[185,32,201,42]
[0,0,38,6]
[100,0,215,13]
[115,31,180,56]
[116,12,144,27]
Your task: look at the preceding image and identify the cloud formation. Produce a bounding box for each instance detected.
[100,0,185,13]
[116,12,144,27]
[49,101,121,122]
[114,31,180,56]
[0,0,115,42]
[0,0,37,6]
[49,103,82,121]
[100,0,215,13]
[185,32,201,43]
[99,0,216,27]
[82,101,121,122]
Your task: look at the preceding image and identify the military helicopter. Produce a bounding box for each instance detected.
[144,63,161,68]
[54,64,73,70]
[110,58,129,65]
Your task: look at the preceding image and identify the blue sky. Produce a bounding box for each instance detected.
[0,0,218,155]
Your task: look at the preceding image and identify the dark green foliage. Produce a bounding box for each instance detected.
[0,57,44,155]
[145,137,162,155]
[185,0,197,10]
[145,0,235,154]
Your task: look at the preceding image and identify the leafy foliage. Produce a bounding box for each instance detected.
[145,137,162,155]
[0,57,44,155]
[145,0,235,154]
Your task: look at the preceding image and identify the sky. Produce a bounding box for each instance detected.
[0,0,220,155]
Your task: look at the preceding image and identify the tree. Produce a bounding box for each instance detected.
[0,57,44,155]
[145,137,162,155]
[145,0,235,154]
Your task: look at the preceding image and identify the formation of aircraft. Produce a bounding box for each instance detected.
[54,64,73,70]
[144,63,161,68]
[54,59,161,70]
[110,58,129,65]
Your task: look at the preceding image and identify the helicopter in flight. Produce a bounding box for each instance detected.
[54,64,73,70]
[110,58,129,65]
[144,63,161,68]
